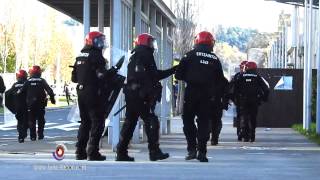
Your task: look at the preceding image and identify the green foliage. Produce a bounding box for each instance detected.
[292,123,320,145]
[215,25,258,52]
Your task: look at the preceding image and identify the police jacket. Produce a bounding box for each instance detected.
[10,80,27,109]
[21,75,55,107]
[175,45,225,94]
[127,45,175,85]
[233,70,269,103]
[72,46,115,88]
[126,45,176,100]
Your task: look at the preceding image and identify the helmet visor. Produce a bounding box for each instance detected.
[96,35,108,49]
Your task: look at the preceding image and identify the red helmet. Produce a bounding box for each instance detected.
[239,60,248,73]
[134,33,157,49]
[85,31,107,50]
[194,31,215,47]
[16,69,27,80]
[245,61,258,71]
[29,65,42,77]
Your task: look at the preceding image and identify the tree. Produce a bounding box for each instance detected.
[215,25,258,52]
[247,33,272,67]
[173,0,198,115]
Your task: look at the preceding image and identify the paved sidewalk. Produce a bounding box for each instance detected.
[0,116,320,180]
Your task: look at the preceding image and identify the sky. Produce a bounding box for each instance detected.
[163,0,294,32]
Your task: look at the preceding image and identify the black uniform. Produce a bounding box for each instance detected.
[210,76,229,145]
[116,45,175,161]
[72,47,115,160]
[0,76,5,106]
[21,76,55,140]
[233,70,269,142]
[230,72,242,140]
[5,80,28,142]
[175,45,225,161]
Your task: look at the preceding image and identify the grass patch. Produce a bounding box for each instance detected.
[0,107,3,114]
[292,123,320,145]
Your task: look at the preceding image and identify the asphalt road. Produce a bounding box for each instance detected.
[0,107,78,138]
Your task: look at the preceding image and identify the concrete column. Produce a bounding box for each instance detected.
[98,0,104,33]
[316,8,320,134]
[277,37,281,68]
[83,0,90,37]
[132,0,142,143]
[135,0,142,37]
[303,0,312,130]
[284,26,288,68]
[150,6,157,37]
[160,18,168,135]
[110,0,122,150]
[306,0,313,130]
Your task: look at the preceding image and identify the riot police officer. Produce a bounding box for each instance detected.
[210,76,229,145]
[233,61,269,142]
[0,75,5,106]
[8,70,28,143]
[230,61,248,141]
[22,65,55,141]
[175,31,225,162]
[72,31,115,161]
[116,33,176,161]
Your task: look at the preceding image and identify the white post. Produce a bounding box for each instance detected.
[303,0,309,130]
[132,0,142,143]
[316,7,320,134]
[83,0,90,37]
[307,0,313,130]
[98,0,104,33]
[110,0,122,150]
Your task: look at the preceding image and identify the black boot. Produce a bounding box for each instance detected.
[75,149,87,160]
[237,136,242,141]
[87,145,106,161]
[211,138,218,146]
[88,153,106,161]
[38,135,44,140]
[250,134,255,143]
[116,152,135,161]
[18,138,24,143]
[197,152,208,162]
[185,150,197,160]
[149,149,169,161]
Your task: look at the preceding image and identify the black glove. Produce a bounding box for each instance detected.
[50,96,56,104]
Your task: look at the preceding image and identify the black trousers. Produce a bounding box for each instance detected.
[117,94,160,154]
[28,103,45,139]
[211,104,223,141]
[182,86,211,153]
[238,101,258,140]
[76,86,105,156]
[16,108,28,139]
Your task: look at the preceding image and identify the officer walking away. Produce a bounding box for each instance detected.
[64,82,71,105]
[7,70,29,143]
[0,75,5,107]
[175,31,225,162]
[232,61,269,142]
[230,60,248,141]
[72,31,115,161]
[21,65,56,141]
[116,33,176,162]
[210,76,229,145]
